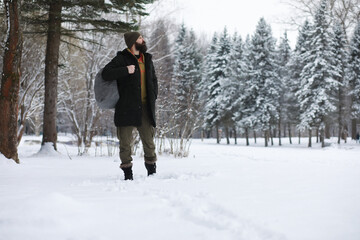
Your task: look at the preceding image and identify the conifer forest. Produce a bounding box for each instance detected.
[1,0,360,162]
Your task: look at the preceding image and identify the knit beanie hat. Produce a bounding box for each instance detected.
[124,32,141,49]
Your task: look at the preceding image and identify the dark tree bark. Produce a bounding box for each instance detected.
[264,130,269,147]
[321,128,325,148]
[344,125,348,143]
[337,125,342,144]
[206,129,211,138]
[278,120,282,146]
[216,124,220,144]
[288,123,292,144]
[0,0,22,163]
[308,129,312,147]
[245,127,249,146]
[225,126,230,145]
[42,0,62,150]
[351,119,357,140]
[337,78,346,143]
[325,123,330,139]
[233,127,237,145]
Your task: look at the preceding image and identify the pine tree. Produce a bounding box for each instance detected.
[348,21,360,139]
[289,20,313,145]
[249,18,280,147]
[215,27,233,144]
[236,35,256,146]
[277,31,292,146]
[172,24,187,111]
[297,0,339,147]
[332,22,348,144]
[229,33,246,144]
[204,32,222,143]
[170,23,186,151]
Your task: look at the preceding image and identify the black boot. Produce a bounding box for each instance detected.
[145,162,156,176]
[122,167,133,180]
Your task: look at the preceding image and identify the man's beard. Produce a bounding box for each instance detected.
[135,41,147,53]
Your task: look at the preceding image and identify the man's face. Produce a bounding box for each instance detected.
[136,36,144,44]
[135,35,147,53]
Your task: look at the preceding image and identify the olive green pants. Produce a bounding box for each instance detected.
[116,104,157,168]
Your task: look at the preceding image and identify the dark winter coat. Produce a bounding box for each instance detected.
[101,49,158,127]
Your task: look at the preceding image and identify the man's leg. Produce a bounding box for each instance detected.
[137,104,157,174]
[117,126,134,179]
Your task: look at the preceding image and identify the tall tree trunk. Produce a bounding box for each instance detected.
[316,128,319,143]
[344,125,348,143]
[308,129,312,147]
[225,126,230,145]
[298,130,301,144]
[264,130,268,147]
[17,105,26,145]
[338,84,343,144]
[245,127,249,146]
[216,124,220,144]
[42,0,62,150]
[321,127,325,148]
[351,119,357,140]
[0,0,22,163]
[81,84,94,154]
[278,119,282,146]
[254,130,257,144]
[325,123,330,139]
[233,127,237,145]
[288,122,292,144]
[34,114,41,136]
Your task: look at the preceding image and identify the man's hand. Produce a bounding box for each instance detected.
[127,65,135,74]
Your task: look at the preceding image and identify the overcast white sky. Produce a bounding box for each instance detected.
[146,0,299,47]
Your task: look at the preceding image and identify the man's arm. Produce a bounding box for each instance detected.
[102,55,130,81]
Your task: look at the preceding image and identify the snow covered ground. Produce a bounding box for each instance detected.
[1,135,360,240]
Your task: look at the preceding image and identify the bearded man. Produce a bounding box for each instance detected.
[102,32,158,180]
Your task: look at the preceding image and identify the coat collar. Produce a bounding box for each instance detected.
[119,48,152,60]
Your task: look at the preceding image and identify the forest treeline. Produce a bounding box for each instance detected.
[164,0,360,151]
[1,0,360,162]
